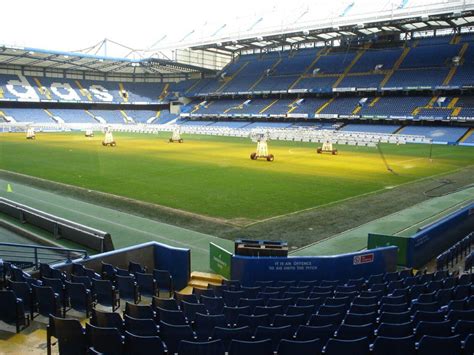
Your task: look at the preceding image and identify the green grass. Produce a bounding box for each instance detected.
[1,131,473,221]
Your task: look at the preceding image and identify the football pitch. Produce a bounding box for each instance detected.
[1,131,473,223]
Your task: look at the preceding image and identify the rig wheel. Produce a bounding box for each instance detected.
[250,152,257,160]
[267,154,274,162]
[179,139,183,143]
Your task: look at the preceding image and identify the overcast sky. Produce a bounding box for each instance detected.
[1,0,302,54]
[1,0,451,58]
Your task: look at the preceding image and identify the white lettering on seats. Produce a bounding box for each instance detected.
[89,85,113,102]
[6,75,40,100]
[50,82,81,101]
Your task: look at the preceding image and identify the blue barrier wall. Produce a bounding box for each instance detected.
[407,203,474,268]
[153,242,191,290]
[53,241,191,290]
[231,246,398,285]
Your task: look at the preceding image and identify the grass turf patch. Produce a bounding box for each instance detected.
[1,131,473,222]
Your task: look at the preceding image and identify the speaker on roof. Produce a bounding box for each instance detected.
[452,56,460,66]
[312,68,320,76]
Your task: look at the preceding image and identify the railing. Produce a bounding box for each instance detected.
[0,242,88,270]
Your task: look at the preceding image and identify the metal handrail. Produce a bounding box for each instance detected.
[0,242,88,269]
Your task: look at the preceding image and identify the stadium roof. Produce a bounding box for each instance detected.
[0,44,215,76]
[148,0,474,53]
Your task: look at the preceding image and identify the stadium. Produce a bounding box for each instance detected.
[0,0,474,353]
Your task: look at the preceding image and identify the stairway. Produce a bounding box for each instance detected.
[75,80,93,100]
[333,46,369,88]
[459,128,474,143]
[380,46,410,87]
[288,47,331,90]
[442,43,469,86]
[216,62,249,93]
[34,78,52,100]
[315,97,335,115]
[180,271,224,294]
[248,58,282,91]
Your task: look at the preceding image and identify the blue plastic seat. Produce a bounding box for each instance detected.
[211,326,252,352]
[266,297,293,310]
[49,315,86,355]
[229,339,273,355]
[376,321,414,337]
[208,284,225,297]
[378,311,412,324]
[324,337,370,355]
[414,320,453,340]
[418,335,461,355]
[447,309,474,322]
[9,281,34,319]
[42,277,66,307]
[135,272,157,298]
[93,279,120,311]
[91,309,124,333]
[436,287,454,307]
[32,284,62,317]
[254,325,294,350]
[71,275,93,290]
[295,324,336,344]
[352,296,378,306]
[72,263,86,276]
[349,303,378,315]
[335,323,374,340]
[181,300,207,322]
[343,312,377,326]
[178,339,225,355]
[124,331,166,355]
[286,305,315,321]
[278,338,322,355]
[193,288,215,299]
[379,303,409,313]
[453,319,474,340]
[66,281,94,317]
[223,305,250,325]
[101,261,117,281]
[412,310,446,325]
[222,290,245,307]
[152,296,179,311]
[157,307,187,325]
[318,304,347,315]
[240,286,261,299]
[125,302,155,320]
[324,296,350,307]
[254,305,283,322]
[222,279,241,291]
[236,313,269,331]
[174,292,199,305]
[153,269,173,297]
[381,295,406,305]
[238,298,265,312]
[463,334,474,355]
[410,301,440,314]
[124,314,159,336]
[0,290,29,333]
[200,295,224,315]
[128,261,146,275]
[116,275,140,304]
[454,285,471,300]
[255,280,274,288]
[86,323,123,354]
[159,321,196,354]
[265,285,286,294]
[308,313,344,326]
[273,313,306,332]
[195,313,226,340]
[296,297,324,308]
[372,335,416,355]
[298,280,319,288]
[84,267,101,280]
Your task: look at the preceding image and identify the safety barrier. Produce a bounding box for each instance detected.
[0,197,114,253]
[231,246,398,285]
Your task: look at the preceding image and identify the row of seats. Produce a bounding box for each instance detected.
[0,261,174,331]
[437,232,473,271]
[47,307,474,354]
